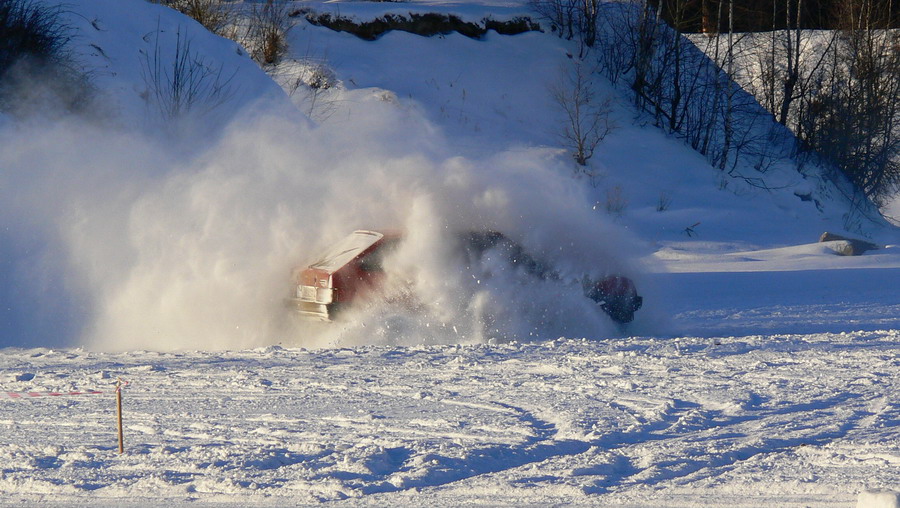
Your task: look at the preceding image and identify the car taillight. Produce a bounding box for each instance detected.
[298,285,316,300]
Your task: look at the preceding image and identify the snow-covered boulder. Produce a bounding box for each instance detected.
[820,232,881,256]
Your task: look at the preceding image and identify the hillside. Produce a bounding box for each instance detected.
[282,0,895,243]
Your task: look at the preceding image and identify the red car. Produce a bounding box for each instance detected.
[287,230,642,324]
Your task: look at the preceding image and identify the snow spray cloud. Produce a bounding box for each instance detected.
[0,96,648,351]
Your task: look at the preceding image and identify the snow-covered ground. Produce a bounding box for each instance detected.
[1,0,900,505]
[2,329,899,506]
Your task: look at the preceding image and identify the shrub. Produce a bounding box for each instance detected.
[140,26,235,121]
[150,0,294,67]
[280,58,338,121]
[605,185,627,217]
[0,0,68,74]
[656,191,672,212]
[245,0,293,66]
[148,0,237,38]
[0,0,90,114]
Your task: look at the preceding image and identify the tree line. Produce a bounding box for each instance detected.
[651,0,900,32]
[534,0,900,212]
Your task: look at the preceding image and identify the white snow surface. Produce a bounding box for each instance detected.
[1,0,900,505]
[2,332,900,507]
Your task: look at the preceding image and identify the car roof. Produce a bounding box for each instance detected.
[309,230,385,272]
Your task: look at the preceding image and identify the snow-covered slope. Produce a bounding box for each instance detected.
[69,0,291,128]
[284,0,897,243]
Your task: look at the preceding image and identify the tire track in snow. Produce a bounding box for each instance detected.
[581,391,875,494]
[360,398,593,494]
[0,334,898,504]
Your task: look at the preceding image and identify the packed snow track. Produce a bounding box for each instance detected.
[0,331,898,506]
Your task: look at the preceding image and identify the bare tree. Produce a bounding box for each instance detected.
[720,0,734,170]
[799,0,900,204]
[749,0,835,132]
[550,61,615,166]
[530,0,578,40]
[530,0,601,55]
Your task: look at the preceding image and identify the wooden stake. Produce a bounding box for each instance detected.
[116,379,124,454]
